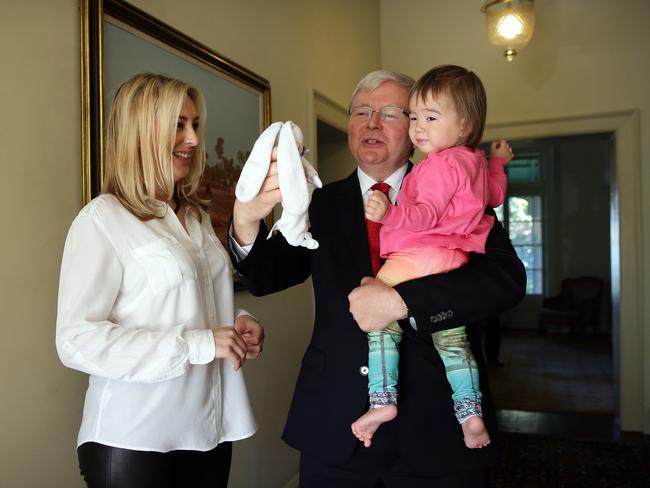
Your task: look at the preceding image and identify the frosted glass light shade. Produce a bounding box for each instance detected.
[482,0,535,61]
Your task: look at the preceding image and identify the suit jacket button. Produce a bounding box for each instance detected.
[359,366,369,376]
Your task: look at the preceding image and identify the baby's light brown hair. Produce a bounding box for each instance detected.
[410,65,486,149]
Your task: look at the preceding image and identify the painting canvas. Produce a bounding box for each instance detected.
[81,0,271,249]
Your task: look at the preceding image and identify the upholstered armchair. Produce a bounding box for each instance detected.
[538,277,604,333]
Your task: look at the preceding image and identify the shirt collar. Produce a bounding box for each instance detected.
[357,163,409,196]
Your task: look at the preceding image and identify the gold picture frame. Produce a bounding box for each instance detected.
[80,0,271,251]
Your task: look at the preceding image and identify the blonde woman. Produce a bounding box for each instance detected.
[56,73,263,488]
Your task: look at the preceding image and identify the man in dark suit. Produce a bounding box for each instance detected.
[230,70,526,487]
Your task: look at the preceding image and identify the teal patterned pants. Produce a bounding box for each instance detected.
[367,324,482,421]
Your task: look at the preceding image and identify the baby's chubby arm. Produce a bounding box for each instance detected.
[487,140,513,208]
[365,191,391,223]
[490,139,513,164]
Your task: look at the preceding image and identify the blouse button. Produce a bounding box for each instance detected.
[359,366,369,376]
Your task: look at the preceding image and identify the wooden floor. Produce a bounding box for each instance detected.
[496,409,618,441]
[486,329,635,442]
[488,329,614,414]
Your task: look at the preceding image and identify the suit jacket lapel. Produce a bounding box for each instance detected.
[333,171,373,286]
[330,163,414,290]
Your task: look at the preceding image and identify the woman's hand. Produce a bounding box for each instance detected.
[212,327,248,370]
[234,314,265,359]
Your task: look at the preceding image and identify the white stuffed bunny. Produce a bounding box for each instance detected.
[235,121,323,249]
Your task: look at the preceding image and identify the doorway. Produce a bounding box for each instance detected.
[483,111,643,432]
[488,133,616,417]
[308,88,355,184]
[316,120,355,185]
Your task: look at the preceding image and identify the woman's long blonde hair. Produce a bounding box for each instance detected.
[102,73,207,220]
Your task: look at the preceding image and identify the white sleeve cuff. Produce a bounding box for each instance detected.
[183,329,216,365]
[235,308,256,321]
[228,225,253,262]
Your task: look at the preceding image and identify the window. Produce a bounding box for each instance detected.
[493,156,544,294]
[507,158,540,183]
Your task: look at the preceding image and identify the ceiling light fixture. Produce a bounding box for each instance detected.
[481,0,535,61]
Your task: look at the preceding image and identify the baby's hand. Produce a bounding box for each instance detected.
[365,191,390,223]
[490,140,514,164]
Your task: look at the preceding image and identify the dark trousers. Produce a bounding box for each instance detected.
[299,449,488,488]
[77,441,232,488]
[484,315,502,364]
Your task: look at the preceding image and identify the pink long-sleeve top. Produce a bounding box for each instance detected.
[380,146,507,256]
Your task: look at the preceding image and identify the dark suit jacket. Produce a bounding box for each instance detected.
[234,168,526,476]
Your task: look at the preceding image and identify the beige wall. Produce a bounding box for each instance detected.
[380,0,650,432]
[5,0,649,486]
[0,1,379,486]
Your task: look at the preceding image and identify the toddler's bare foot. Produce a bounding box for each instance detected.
[351,405,398,448]
[462,415,490,448]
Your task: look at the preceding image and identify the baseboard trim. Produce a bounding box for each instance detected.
[282,473,299,488]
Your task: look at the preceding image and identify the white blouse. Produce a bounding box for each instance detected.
[56,194,257,452]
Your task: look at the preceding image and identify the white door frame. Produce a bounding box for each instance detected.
[485,110,644,432]
[307,88,349,169]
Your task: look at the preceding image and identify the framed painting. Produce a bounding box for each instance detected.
[80,0,271,251]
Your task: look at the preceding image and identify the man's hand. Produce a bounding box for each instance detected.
[365,191,390,223]
[212,326,248,370]
[348,277,408,331]
[490,140,513,164]
[232,161,282,246]
[234,314,265,359]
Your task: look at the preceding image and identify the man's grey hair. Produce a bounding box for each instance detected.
[348,70,415,110]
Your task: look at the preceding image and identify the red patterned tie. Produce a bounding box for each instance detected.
[366,182,391,276]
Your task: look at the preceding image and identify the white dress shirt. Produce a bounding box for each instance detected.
[356,164,407,206]
[56,194,256,452]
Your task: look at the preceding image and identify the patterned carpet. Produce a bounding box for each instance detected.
[490,432,650,487]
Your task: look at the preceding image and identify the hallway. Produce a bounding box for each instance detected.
[487,330,650,486]
[488,329,621,441]
[488,329,614,415]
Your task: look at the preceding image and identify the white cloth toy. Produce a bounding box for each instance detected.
[235,121,323,249]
